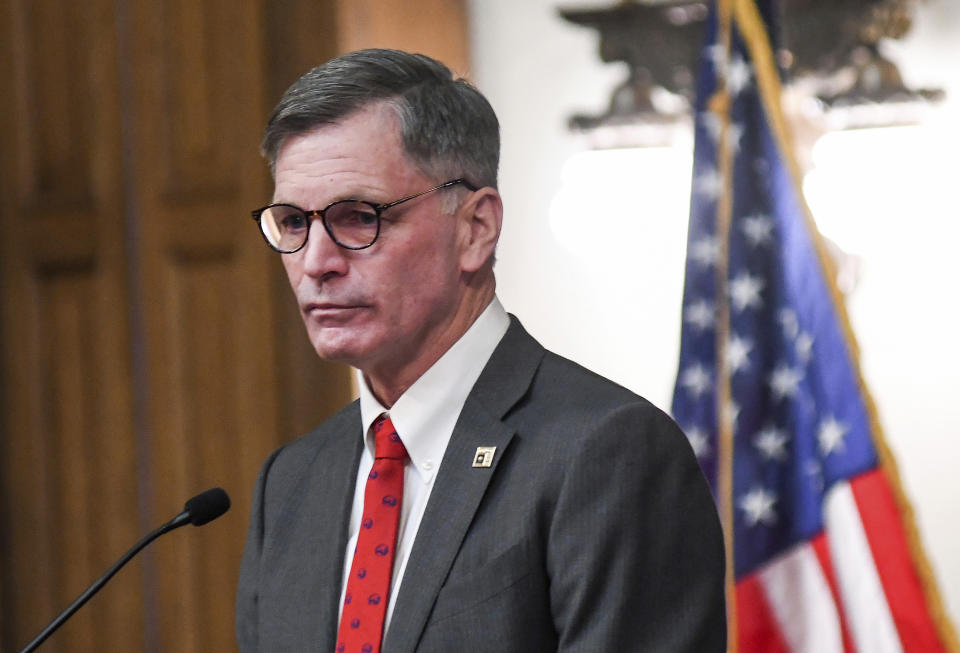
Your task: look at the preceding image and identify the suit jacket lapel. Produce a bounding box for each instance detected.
[383,317,544,653]
[289,403,364,650]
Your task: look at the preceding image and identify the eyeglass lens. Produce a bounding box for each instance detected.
[258,201,380,252]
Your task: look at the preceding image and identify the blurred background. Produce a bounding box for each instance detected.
[1,0,956,650]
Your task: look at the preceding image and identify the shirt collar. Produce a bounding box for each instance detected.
[357,297,510,483]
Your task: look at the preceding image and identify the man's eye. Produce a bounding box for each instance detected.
[351,211,378,226]
[279,212,308,231]
[334,207,378,227]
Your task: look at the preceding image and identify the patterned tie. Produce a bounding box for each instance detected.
[336,414,408,653]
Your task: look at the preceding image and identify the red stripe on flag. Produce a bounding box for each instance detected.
[850,469,946,653]
[811,532,858,653]
[737,573,790,653]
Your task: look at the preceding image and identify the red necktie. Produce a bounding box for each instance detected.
[336,415,408,653]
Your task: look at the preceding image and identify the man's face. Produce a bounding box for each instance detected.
[273,103,469,381]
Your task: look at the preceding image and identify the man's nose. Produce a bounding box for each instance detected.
[300,217,349,279]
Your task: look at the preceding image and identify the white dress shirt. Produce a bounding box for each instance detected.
[338,297,510,632]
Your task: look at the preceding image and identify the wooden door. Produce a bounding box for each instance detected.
[119,2,286,650]
[0,1,146,650]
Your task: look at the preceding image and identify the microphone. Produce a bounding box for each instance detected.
[169,486,232,528]
[18,488,231,653]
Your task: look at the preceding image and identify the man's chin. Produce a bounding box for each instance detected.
[307,330,373,367]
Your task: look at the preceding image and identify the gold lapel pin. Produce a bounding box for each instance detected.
[472,446,497,468]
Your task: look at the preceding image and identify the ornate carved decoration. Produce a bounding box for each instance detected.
[561,0,943,135]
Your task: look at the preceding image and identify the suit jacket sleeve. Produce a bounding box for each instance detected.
[546,401,726,652]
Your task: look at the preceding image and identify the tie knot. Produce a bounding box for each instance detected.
[373,415,407,460]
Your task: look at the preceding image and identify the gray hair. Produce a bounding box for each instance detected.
[262,49,500,189]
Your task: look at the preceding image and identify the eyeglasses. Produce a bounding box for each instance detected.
[251,178,477,253]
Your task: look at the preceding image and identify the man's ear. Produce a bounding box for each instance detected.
[458,187,503,273]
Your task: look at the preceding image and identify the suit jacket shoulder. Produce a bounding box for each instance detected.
[386,317,726,652]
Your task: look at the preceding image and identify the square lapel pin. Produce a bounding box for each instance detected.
[472,446,497,468]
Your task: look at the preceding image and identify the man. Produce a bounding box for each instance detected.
[237,49,725,653]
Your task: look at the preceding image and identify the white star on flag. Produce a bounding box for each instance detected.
[805,459,825,491]
[741,213,774,247]
[754,426,790,461]
[684,300,715,331]
[795,332,814,362]
[705,43,728,72]
[726,122,744,154]
[726,55,753,96]
[694,167,724,200]
[739,487,777,527]
[730,272,765,312]
[817,416,849,456]
[723,400,741,429]
[701,111,724,141]
[684,426,711,459]
[779,309,799,339]
[701,112,745,154]
[769,364,804,400]
[689,237,720,268]
[680,363,712,397]
[726,335,752,373]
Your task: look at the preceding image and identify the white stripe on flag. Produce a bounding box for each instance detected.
[824,480,904,653]
[758,542,845,652]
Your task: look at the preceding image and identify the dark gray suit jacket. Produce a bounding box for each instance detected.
[236,317,726,652]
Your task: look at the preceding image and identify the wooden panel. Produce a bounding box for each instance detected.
[261,0,340,106]
[36,269,145,653]
[126,2,280,650]
[43,269,101,652]
[0,268,143,653]
[149,255,245,652]
[335,0,470,75]
[153,0,249,200]
[18,2,95,207]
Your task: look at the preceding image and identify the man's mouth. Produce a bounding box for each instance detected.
[302,302,368,318]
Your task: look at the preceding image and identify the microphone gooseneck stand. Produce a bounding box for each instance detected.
[18,487,230,653]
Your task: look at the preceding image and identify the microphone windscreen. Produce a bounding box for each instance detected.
[184,488,231,526]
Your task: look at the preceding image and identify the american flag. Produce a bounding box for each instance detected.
[670,1,958,651]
